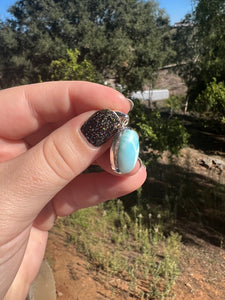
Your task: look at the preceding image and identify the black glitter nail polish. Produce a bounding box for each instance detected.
[81,109,123,147]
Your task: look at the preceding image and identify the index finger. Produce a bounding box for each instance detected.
[0,81,131,139]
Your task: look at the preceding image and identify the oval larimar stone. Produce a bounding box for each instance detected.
[110,128,139,174]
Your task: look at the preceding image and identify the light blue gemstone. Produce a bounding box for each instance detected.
[117,129,139,174]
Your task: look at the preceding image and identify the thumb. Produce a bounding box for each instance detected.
[0,109,122,240]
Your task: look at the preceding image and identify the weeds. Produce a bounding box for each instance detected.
[56,200,181,299]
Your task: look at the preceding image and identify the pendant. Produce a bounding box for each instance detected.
[110,112,139,174]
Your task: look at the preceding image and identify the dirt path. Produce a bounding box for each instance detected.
[174,225,225,300]
[46,231,131,300]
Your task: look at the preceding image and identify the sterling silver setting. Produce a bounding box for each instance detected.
[113,111,129,127]
[110,111,130,174]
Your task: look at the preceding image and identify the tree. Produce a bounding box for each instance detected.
[0,0,69,88]
[172,14,200,105]
[92,0,170,92]
[194,0,225,83]
[50,48,100,82]
[0,0,171,90]
[174,0,225,108]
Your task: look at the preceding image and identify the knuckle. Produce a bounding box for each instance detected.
[42,136,76,182]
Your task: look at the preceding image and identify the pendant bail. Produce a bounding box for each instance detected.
[114,111,129,127]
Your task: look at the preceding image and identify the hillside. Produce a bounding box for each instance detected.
[43,71,225,299]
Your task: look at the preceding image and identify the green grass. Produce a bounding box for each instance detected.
[56,199,181,299]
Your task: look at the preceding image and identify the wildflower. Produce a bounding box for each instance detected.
[155,227,159,233]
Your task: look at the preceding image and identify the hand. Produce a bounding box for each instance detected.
[0,81,146,299]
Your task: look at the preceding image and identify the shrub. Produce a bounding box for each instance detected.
[195,78,225,131]
[49,48,101,82]
[167,95,186,115]
[129,100,189,161]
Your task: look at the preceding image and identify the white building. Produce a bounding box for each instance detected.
[131,89,169,102]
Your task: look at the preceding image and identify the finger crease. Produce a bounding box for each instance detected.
[42,139,71,183]
[25,89,44,127]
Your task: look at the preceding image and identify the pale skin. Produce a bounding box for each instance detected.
[0,81,147,299]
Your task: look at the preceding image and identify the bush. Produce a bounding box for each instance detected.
[167,95,186,115]
[129,100,189,162]
[195,78,225,131]
[49,49,101,82]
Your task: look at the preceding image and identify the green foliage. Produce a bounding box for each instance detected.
[57,200,181,299]
[167,95,186,114]
[195,78,225,130]
[194,0,225,90]
[129,100,189,160]
[50,49,100,82]
[174,0,225,111]
[0,1,67,87]
[0,0,173,90]
[172,14,200,101]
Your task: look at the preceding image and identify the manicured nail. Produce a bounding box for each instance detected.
[81,109,123,147]
[127,98,134,111]
[110,128,139,174]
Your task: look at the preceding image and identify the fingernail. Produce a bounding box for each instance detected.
[127,98,134,111]
[81,109,123,147]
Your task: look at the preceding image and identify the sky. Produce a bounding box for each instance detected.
[0,0,15,20]
[0,0,194,25]
[158,0,194,24]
